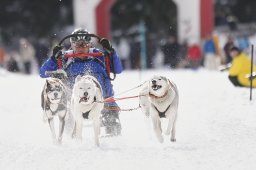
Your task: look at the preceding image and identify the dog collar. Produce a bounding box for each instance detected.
[149,90,168,99]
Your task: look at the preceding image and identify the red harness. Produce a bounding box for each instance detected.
[56,52,111,77]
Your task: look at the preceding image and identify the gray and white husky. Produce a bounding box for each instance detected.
[139,75,179,143]
[41,78,68,144]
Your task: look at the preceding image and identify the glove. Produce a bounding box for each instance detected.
[45,69,67,79]
[51,45,63,60]
[99,38,114,54]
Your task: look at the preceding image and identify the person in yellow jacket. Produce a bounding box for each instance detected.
[228,46,256,87]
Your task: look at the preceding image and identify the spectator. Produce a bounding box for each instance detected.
[223,35,235,64]
[237,34,250,53]
[35,38,49,67]
[116,38,130,69]
[0,46,5,67]
[187,43,202,69]
[161,35,180,68]
[228,46,256,87]
[19,38,36,74]
[130,39,141,69]
[176,40,189,68]
[5,51,20,72]
[203,34,219,70]
[152,47,164,69]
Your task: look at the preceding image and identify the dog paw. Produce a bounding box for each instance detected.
[57,138,63,144]
[158,136,164,143]
[171,138,176,142]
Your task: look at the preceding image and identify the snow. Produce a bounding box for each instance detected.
[0,68,256,170]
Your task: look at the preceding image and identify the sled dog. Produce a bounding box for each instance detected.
[71,75,104,146]
[139,75,178,143]
[41,78,68,144]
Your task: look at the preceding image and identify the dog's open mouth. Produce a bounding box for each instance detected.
[152,84,162,91]
[51,97,61,101]
[79,96,90,103]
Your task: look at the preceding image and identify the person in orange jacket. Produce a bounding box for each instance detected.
[228,46,256,87]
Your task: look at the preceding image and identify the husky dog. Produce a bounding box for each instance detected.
[71,75,104,146]
[41,78,68,144]
[139,75,179,143]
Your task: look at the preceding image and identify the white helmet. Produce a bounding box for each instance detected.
[70,28,91,43]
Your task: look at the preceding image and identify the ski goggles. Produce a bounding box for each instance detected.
[70,35,91,43]
[72,40,90,48]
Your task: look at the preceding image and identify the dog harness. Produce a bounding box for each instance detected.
[153,104,171,118]
[45,103,66,115]
[82,111,90,119]
[82,96,97,119]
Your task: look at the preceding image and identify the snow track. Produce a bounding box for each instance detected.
[0,69,256,170]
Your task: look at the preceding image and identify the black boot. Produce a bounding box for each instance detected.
[101,106,122,136]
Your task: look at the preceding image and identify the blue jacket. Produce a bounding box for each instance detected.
[39,48,123,98]
[203,39,216,54]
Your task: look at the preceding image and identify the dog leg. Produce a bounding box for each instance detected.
[42,112,48,123]
[93,118,100,147]
[165,117,176,142]
[48,118,57,143]
[170,120,176,142]
[75,119,83,141]
[58,117,65,144]
[72,122,76,139]
[165,118,172,135]
[152,116,163,143]
[165,105,177,142]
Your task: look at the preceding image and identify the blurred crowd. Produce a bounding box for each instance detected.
[0,37,53,74]
[0,32,252,74]
[113,32,251,70]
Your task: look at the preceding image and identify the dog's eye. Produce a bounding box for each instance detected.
[158,79,161,80]
[79,87,83,90]
[88,87,91,89]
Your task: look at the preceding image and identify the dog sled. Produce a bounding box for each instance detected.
[44,33,122,137]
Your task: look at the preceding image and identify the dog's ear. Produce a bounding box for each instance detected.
[95,88,102,101]
[160,76,167,82]
[90,77,103,95]
[75,75,82,83]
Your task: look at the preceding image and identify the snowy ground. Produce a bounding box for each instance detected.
[0,68,256,170]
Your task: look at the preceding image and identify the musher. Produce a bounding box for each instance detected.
[39,28,123,136]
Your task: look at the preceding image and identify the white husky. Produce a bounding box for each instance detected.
[139,75,179,143]
[41,78,68,144]
[71,75,104,146]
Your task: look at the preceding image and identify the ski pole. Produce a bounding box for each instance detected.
[250,44,254,101]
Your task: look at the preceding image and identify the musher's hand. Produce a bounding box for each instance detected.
[52,45,63,60]
[99,38,114,54]
[45,69,67,79]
